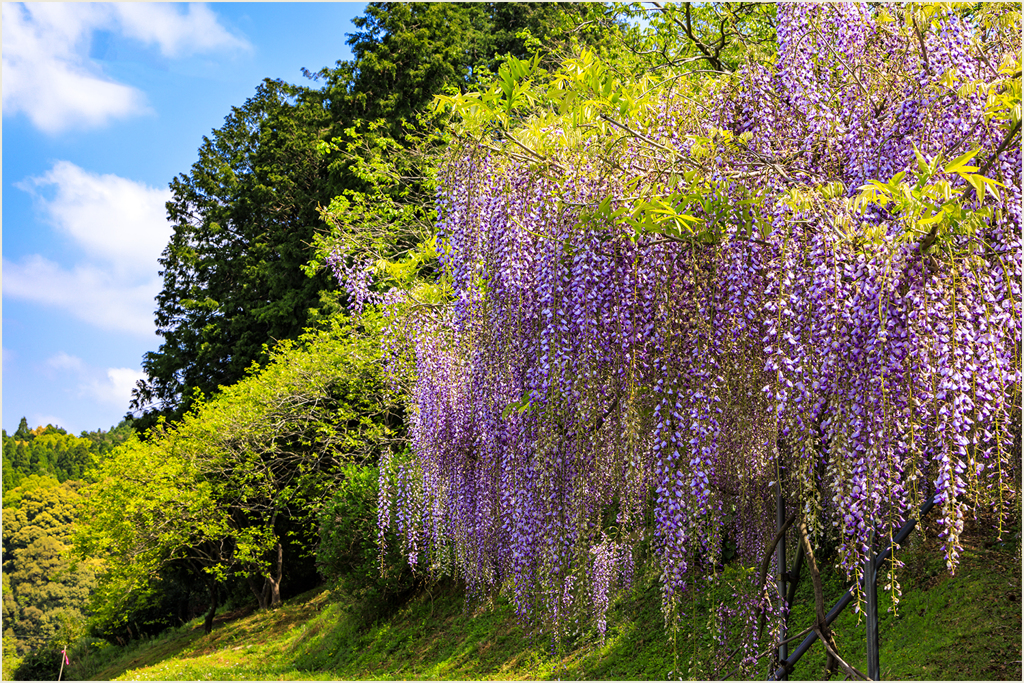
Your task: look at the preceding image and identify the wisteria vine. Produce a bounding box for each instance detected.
[334,3,1021,666]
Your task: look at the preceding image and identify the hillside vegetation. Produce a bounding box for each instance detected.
[3,3,1021,680]
[49,514,1023,680]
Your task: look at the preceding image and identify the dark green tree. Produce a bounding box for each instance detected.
[13,417,32,440]
[77,420,135,457]
[331,2,618,130]
[130,78,341,426]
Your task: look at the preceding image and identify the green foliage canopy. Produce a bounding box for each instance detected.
[2,479,99,656]
[80,311,403,625]
[133,2,620,429]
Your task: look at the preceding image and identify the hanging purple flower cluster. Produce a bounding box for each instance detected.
[325,251,377,314]
[351,2,1020,651]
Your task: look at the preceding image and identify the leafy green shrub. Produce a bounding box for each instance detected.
[11,644,66,681]
[316,463,420,617]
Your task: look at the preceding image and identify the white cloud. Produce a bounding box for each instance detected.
[2,2,248,134]
[17,161,173,277]
[2,3,145,133]
[113,3,249,58]
[47,351,85,372]
[85,367,145,407]
[3,255,161,337]
[43,352,145,410]
[5,161,172,337]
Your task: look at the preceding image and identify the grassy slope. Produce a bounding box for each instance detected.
[65,515,1020,681]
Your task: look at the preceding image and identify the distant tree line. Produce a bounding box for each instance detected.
[2,418,131,663]
[2,418,133,495]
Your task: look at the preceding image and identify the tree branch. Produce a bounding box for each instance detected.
[670,2,730,74]
[598,114,683,160]
[756,510,797,645]
[815,626,873,681]
[912,13,932,77]
[798,521,837,677]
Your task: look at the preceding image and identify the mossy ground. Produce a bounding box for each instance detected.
[55,513,1020,681]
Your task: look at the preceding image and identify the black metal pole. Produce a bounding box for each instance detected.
[770,496,936,681]
[776,483,788,679]
[866,532,879,680]
[785,542,805,610]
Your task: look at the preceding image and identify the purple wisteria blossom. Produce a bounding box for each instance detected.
[331,3,1021,656]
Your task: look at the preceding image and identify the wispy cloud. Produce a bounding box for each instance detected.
[5,161,172,337]
[16,161,173,277]
[43,352,145,411]
[3,256,161,336]
[86,367,145,408]
[2,2,249,134]
[112,3,249,58]
[31,414,72,432]
[47,351,85,372]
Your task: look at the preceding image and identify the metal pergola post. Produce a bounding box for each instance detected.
[776,482,789,679]
[769,496,936,681]
[865,532,880,680]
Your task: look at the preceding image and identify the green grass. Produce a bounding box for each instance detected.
[61,513,1020,681]
[783,512,1023,681]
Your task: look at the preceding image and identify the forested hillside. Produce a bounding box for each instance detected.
[2,419,131,663]
[4,3,1020,680]
[2,419,133,495]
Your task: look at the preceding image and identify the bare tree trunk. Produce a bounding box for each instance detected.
[267,541,283,609]
[203,582,219,635]
[247,574,269,610]
[245,542,284,609]
[798,521,838,677]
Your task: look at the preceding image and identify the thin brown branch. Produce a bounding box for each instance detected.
[673,2,731,73]
[716,625,813,680]
[598,114,682,159]
[798,521,837,676]
[815,627,873,681]
[755,510,797,645]
[912,13,932,77]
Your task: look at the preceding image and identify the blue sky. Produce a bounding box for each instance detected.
[3,2,368,435]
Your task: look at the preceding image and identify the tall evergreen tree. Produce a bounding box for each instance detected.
[13,417,31,440]
[130,2,617,428]
[328,2,615,129]
[131,78,339,424]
